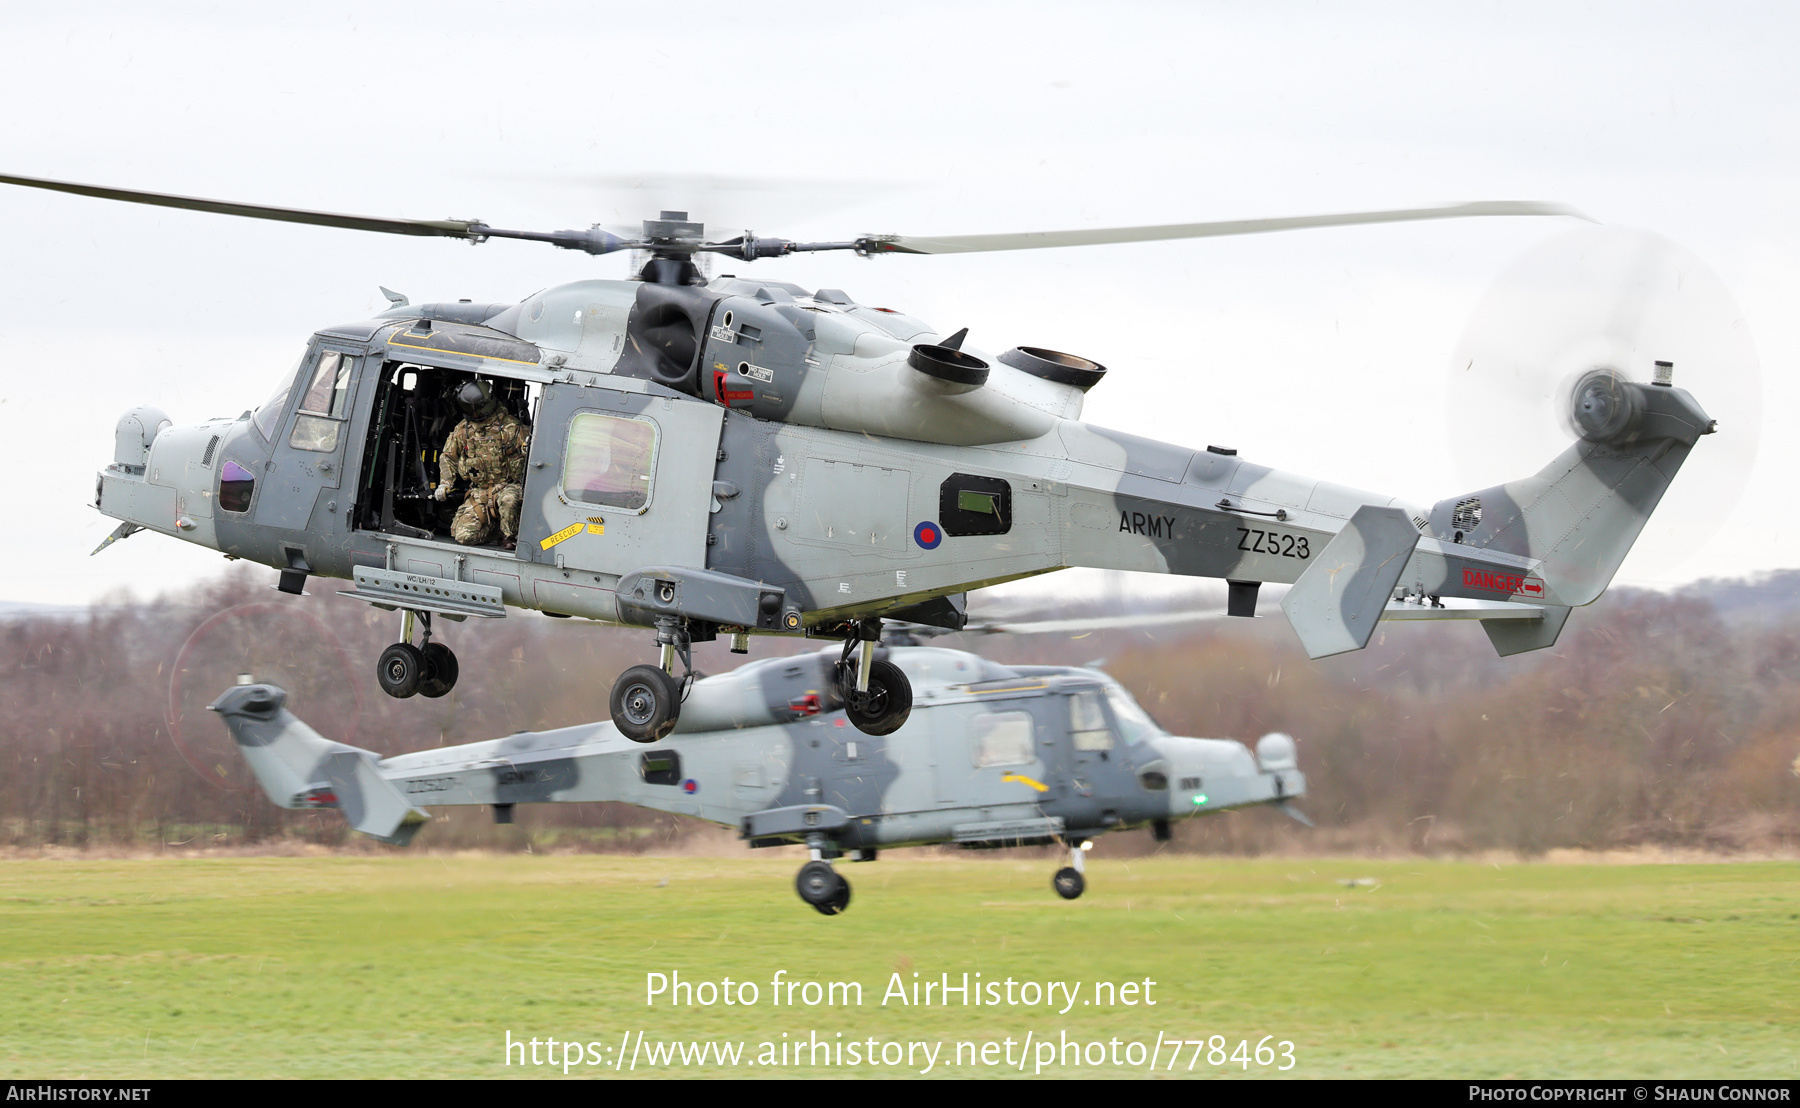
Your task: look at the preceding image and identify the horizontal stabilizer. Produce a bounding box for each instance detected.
[1380,598,1545,621]
[318,750,430,846]
[1281,505,1421,659]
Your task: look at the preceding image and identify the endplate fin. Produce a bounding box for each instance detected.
[1281,505,1421,659]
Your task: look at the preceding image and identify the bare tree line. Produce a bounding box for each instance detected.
[2,568,1796,854]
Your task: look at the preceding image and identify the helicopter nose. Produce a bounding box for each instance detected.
[96,411,232,551]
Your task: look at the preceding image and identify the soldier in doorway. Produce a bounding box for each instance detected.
[435,379,530,549]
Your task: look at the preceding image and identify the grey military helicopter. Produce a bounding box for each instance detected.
[207,619,1308,913]
[2,174,1717,743]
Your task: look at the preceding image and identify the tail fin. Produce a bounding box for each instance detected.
[1429,375,1713,654]
[208,684,428,845]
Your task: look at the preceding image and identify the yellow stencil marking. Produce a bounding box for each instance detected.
[539,522,583,550]
[586,523,605,535]
[973,681,1049,696]
[1001,773,1049,793]
[385,334,540,366]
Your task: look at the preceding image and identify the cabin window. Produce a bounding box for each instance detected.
[289,351,354,452]
[639,750,682,785]
[1069,692,1114,752]
[972,711,1035,768]
[563,412,658,511]
[938,473,1011,537]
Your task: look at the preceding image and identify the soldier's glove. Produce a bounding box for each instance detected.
[434,485,447,502]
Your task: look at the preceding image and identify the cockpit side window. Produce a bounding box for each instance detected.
[289,351,353,453]
[1069,691,1115,751]
[1102,682,1163,745]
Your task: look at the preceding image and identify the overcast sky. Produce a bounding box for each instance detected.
[2,1,1795,607]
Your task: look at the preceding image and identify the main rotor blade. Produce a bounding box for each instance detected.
[861,201,1591,255]
[0,173,483,239]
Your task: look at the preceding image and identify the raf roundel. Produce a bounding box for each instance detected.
[682,778,698,795]
[913,521,943,550]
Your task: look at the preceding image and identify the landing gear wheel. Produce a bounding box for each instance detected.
[841,659,913,737]
[796,860,848,914]
[610,664,681,743]
[822,877,851,916]
[376,643,425,699]
[1053,867,1086,900]
[418,642,459,698]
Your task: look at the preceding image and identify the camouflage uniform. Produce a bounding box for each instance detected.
[440,409,530,545]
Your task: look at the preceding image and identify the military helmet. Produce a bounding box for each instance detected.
[454,378,500,420]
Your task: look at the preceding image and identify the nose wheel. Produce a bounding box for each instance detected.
[795,860,851,915]
[1053,839,1088,900]
[376,610,458,699]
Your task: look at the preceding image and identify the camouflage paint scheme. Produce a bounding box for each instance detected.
[208,644,1305,859]
[96,274,1712,661]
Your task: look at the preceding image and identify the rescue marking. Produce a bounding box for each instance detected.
[914,521,943,549]
[1119,512,1176,538]
[540,522,583,550]
[1236,528,1310,559]
[1462,567,1546,597]
[1001,773,1050,793]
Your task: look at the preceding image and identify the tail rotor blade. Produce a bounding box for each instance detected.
[1446,224,1761,580]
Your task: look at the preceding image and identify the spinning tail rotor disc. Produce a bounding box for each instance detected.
[1446,224,1760,581]
[166,602,365,793]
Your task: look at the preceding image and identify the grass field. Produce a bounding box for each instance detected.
[0,852,1795,1079]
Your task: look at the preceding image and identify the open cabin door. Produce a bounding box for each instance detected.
[517,383,723,579]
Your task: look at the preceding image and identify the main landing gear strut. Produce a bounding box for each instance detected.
[835,618,912,737]
[793,837,872,916]
[609,617,691,744]
[605,615,915,743]
[376,609,458,699]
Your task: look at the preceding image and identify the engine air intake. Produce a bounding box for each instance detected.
[997,346,1107,391]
